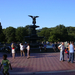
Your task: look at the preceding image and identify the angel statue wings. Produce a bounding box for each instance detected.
[28,15,39,25]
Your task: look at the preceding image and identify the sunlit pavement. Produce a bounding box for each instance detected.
[0,52,75,75]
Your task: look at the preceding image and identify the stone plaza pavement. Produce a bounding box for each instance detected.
[0,52,75,75]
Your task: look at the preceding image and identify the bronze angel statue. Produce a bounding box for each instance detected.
[28,15,39,25]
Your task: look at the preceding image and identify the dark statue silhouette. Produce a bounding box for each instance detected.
[25,15,43,52]
[28,15,39,25]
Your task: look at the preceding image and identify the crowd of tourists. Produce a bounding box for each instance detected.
[0,41,75,75]
[52,42,59,52]
[51,41,75,63]
[58,41,75,63]
[11,42,30,59]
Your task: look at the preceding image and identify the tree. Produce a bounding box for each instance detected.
[1,24,75,43]
[4,27,16,43]
[55,25,68,41]
[16,27,28,42]
[0,23,5,42]
[0,22,2,34]
[56,24,65,29]
[48,25,69,42]
[37,27,50,41]
[48,30,60,42]
[66,27,75,41]
[24,25,33,35]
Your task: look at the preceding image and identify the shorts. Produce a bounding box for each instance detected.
[12,49,15,53]
[3,69,8,74]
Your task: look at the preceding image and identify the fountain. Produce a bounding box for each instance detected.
[25,15,43,52]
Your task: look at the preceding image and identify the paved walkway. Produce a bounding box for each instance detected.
[0,52,75,75]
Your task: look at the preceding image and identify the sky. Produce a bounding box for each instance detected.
[0,0,75,29]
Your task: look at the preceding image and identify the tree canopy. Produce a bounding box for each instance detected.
[0,24,75,43]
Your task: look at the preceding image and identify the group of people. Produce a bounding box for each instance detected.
[52,42,58,52]
[58,41,75,63]
[0,41,75,75]
[11,42,30,59]
[39,43,47,52]
[0,42,30,75]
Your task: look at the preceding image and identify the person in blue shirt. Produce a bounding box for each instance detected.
[52,42,56,52]
[68,41,75,63]
[44,43,47,52]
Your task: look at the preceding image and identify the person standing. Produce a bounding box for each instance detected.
[39,43,42,52]
[0,54,12,75]
[58,42,65,62]
[52,42,56,52]
[68,41,74,63]
[10,41,14,57]
[11,43,15,59]
[44,43,47,52]
[55,42,58,52]
[16,43,20,56]
[67,42,70,60]
[26,43,30,59]
[24,43,27,56]
[20,43,25,57]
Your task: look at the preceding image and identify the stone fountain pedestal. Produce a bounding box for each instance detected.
[25,15,43,52]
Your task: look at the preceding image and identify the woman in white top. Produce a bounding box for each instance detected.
[20,43,25,57]
[26,43,30,59]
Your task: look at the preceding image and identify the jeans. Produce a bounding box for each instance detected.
[60,50,64,61]
[67,51,69,59]
[69,53,74,63]
[73,53,74,60]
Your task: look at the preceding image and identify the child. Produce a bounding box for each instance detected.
[0,54,12,75]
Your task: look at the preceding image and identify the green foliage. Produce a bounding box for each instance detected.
[0,32,5,42]
[0,23,2,34]
[16,27,28,42]
[37,24,75,42]
[3,27,16,43]
[0,23,5,42]
[24,25,32,35]
[48,30,60,42]
[37,27,51,41]
[1,24,75,43]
